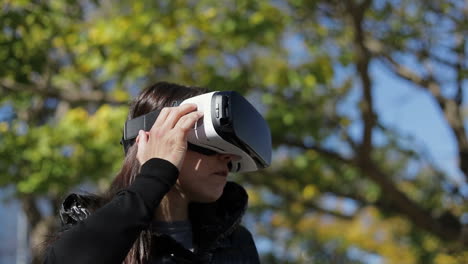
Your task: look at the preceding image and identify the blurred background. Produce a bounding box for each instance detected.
[1,0,468,263]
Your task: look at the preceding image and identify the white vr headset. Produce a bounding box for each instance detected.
[121,91,272,172]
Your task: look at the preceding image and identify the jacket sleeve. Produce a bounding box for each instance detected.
[43,158,179,264]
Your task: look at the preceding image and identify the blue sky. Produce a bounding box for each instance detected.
[372,60,466,187]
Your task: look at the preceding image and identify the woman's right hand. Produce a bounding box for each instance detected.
[135,104,203,171]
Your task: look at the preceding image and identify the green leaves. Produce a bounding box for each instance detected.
[0,105,127,196]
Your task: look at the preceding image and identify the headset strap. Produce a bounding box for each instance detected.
[121,101,183,154]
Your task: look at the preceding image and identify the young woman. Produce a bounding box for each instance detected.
[43,82,261,263]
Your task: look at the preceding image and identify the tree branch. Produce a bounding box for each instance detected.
[0,79,126,105]
[362,162,461,241]
[344,0,376,161]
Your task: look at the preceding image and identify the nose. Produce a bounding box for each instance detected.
[218,154,235,171]
[217,153,234,162]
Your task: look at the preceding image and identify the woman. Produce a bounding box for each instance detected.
[44,82,260,263]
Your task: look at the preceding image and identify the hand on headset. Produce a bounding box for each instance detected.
[135,103,203,170]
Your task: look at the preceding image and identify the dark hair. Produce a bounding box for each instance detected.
[109,81,207,263]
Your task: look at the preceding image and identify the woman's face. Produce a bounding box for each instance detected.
[177,151,237,203]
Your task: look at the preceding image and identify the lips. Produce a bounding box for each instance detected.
[213,170,228,177]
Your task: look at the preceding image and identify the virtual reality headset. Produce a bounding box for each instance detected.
[121,91,272,172]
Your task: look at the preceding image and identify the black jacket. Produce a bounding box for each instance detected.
[44,158,260,264]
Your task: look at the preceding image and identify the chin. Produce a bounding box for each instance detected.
[194,190,224,203]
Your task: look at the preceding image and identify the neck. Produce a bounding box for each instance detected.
[154,185,189,222]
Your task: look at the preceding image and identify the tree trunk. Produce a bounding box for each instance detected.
[21,196,59,264]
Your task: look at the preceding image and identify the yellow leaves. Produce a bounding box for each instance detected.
[66,107,89,123]
[151,23,168,42]
[315,25,328,37]
[202,7,217,20]
[130,1,144,13]
[88,26,101,43]
[174,8,192,20]
[113,89,129,102]
[88,17,129,46]
[89,105,111,130]
[52,36,64,48]
[141,35,152,46]
[423,236,439,252]
[160,42,178,56]
[0,122,9,133]
[246,188,260,205]
[291,202,304,215]
[439,252,468,264]
[87,104,127,141]
[295,207,417,263]
[339,117,351,127]
[65,33,78,45]
[88,24,114,45]
[60,104,126,141]
[297,215,317,233]
[302,184,318,200]
[271,213,287,227]
[76,49,102,73]
[434,254,458,264]
[249,12,264,25]
[304,74,316,88]
[421,237,468,264]
[264,71,278,86]
[293,154,307,169]
[116,18,131,33]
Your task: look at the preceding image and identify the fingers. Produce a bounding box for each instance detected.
[176,111,204,132]
[173,112,203,146]
[153,107,170,130]
[136,130,147,145]
[160,104,197,131]
[136,130,148,164]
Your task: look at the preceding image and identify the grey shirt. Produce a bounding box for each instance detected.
[152,220,194,251]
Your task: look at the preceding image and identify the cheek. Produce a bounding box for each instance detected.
[178,172,226,203]
[178,153,227,202]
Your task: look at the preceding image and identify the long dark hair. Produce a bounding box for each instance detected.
[110,81,207,263]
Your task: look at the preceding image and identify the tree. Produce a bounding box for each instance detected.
[1,0,466,263]
[244,0,468,262]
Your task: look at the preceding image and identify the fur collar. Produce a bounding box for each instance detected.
[189,181,248,252]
